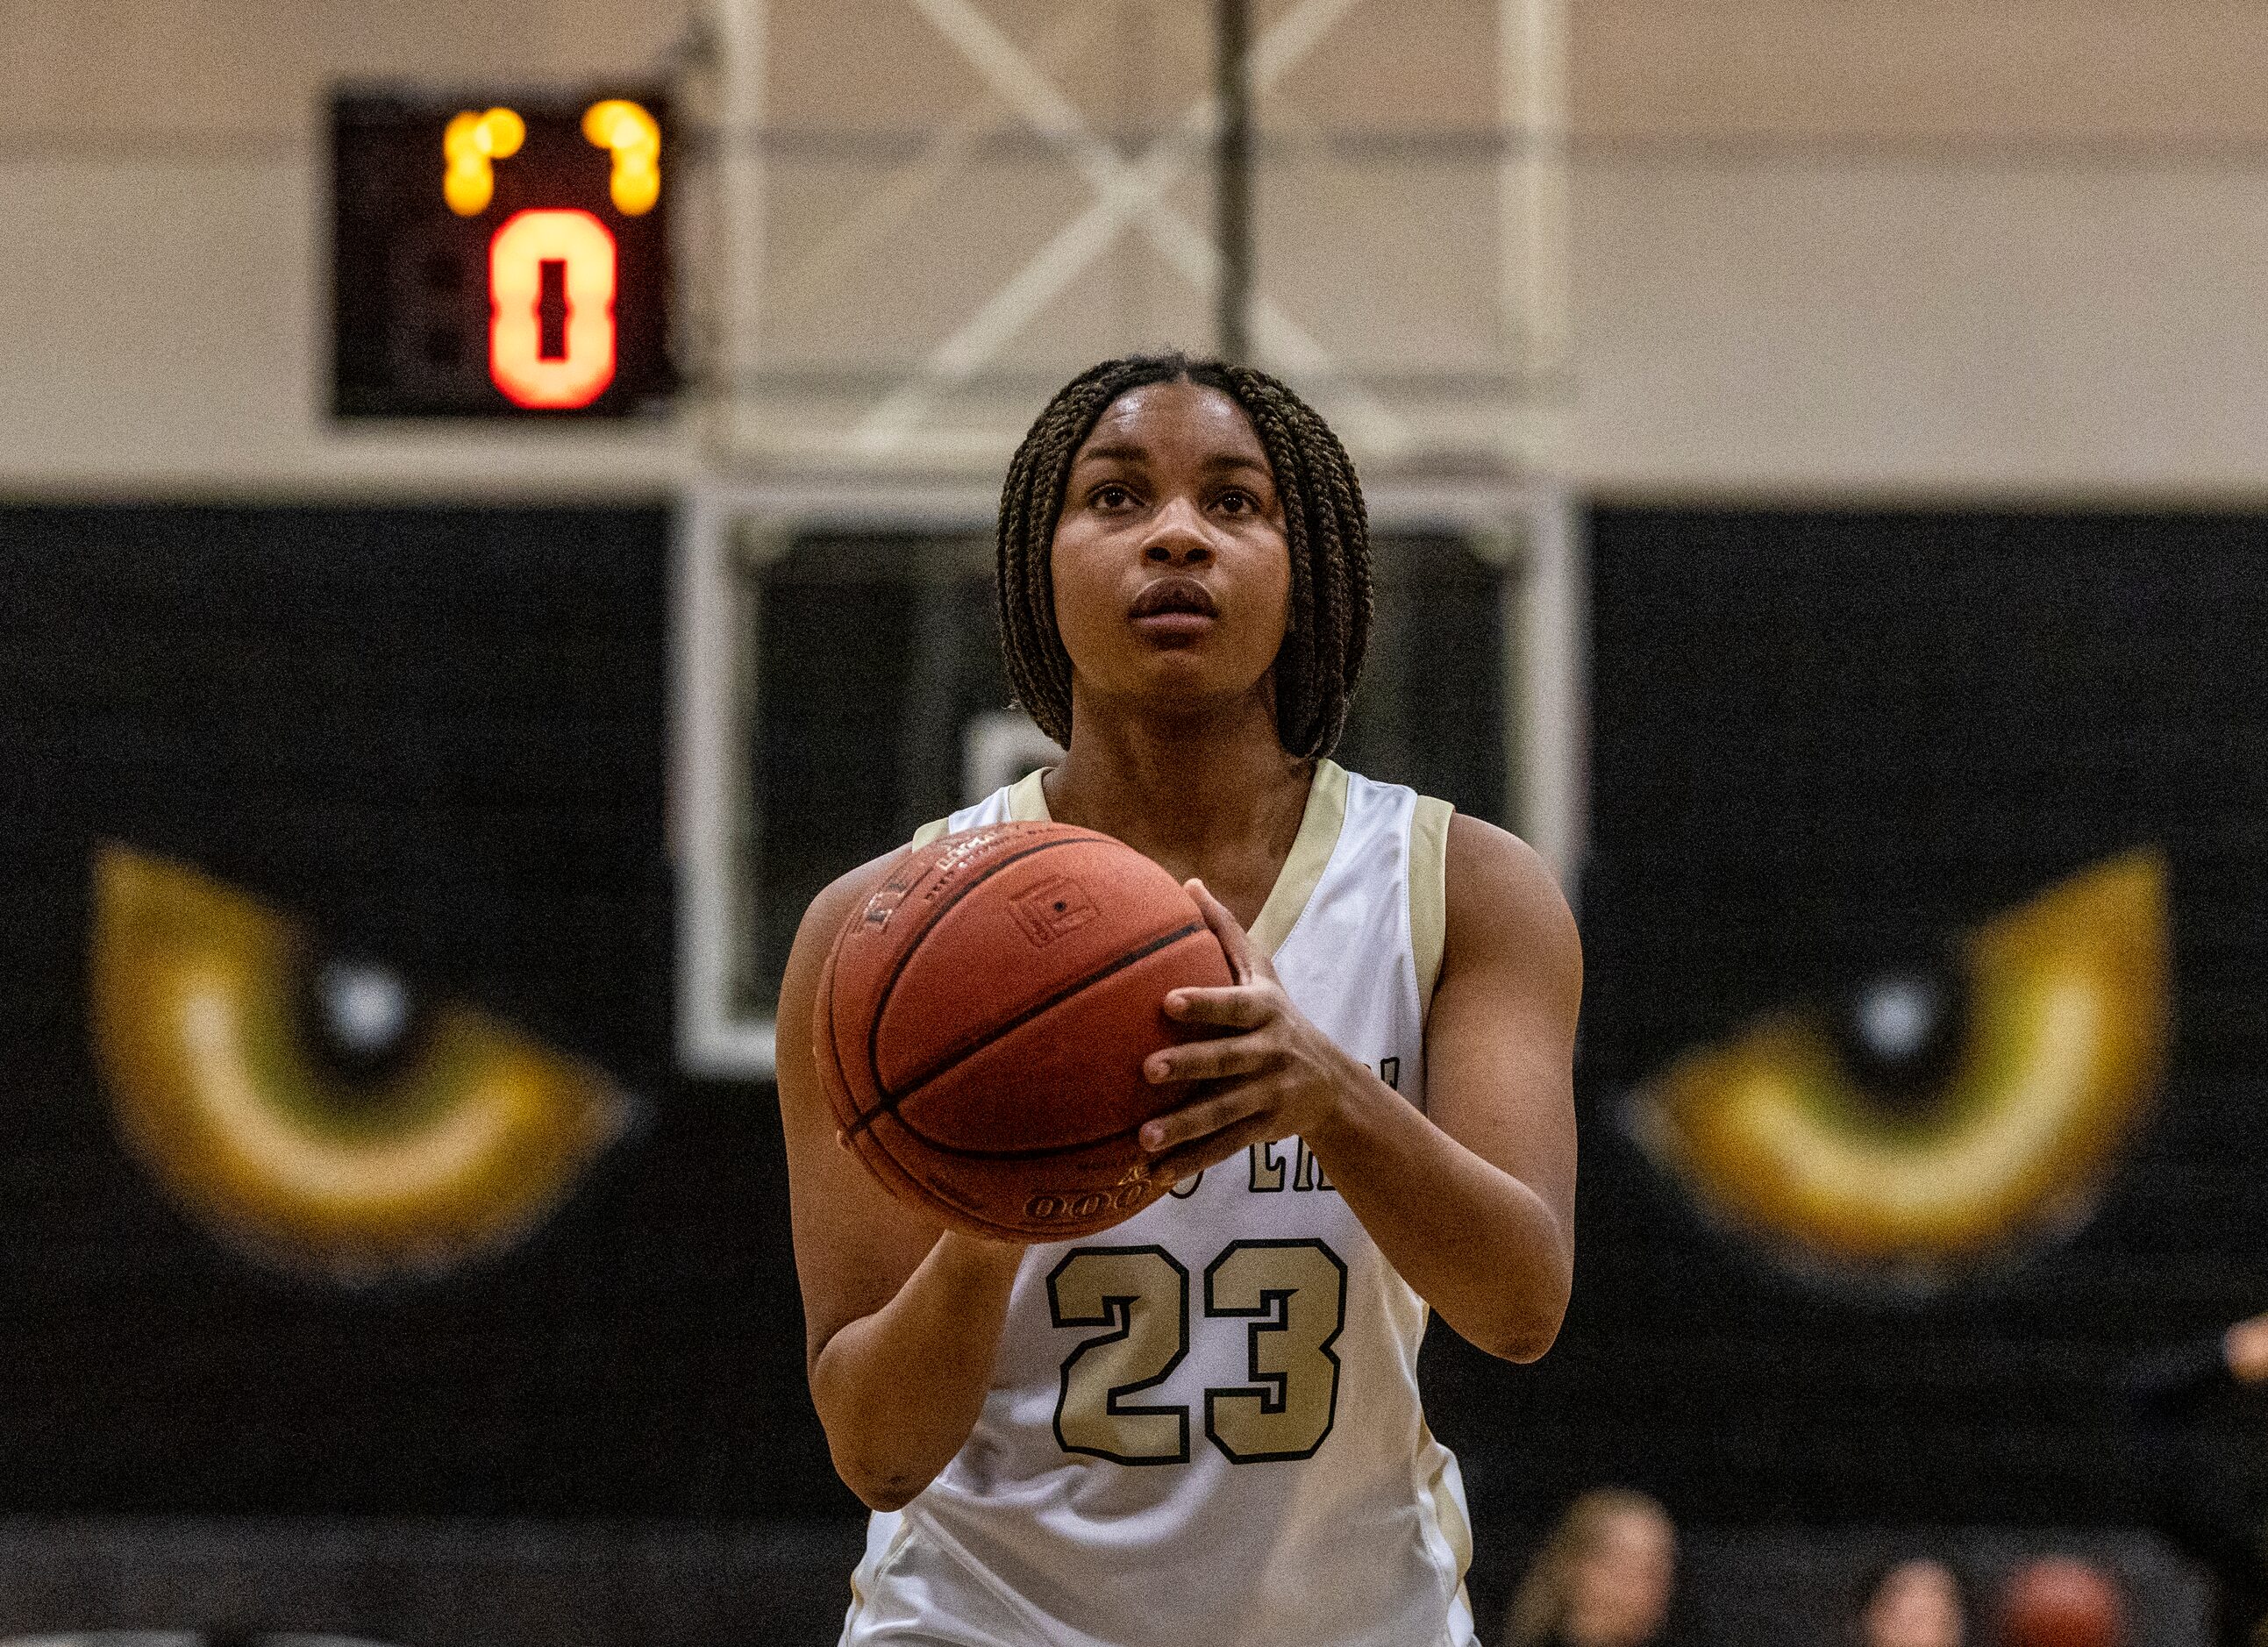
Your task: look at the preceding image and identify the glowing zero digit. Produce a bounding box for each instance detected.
[487,209,617,409]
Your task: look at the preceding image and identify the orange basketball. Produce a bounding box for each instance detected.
[814,821,1234,1240]
[1993,1558,2126,1647]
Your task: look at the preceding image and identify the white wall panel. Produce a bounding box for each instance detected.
[5,0,2267,499]
[1570,158,2268,497]
[0,156,693,497]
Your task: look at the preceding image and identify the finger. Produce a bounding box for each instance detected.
[1162,984,1274,1030]
[1147,1032,1275,1087]
[1145,1111,1287,1183]
[1139,1081,1273,1155]
[1187,878,1264,985]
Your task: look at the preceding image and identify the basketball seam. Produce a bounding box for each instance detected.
[853,1123,1038,1240]
[824,824,1194,1237]
[888,1112,1153,1163]
[813,923,863,1137]
[845,917,1209,1142]
[859,1109,1164,1236]
[888,917,1210,1102]
[859,832,1089,1116]
[822,930,1029,1235]
[880,930,1222,1159]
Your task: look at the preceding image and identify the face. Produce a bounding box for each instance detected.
[1047,379,1292,730]
[1562,1506,1677,1647]
[1864,1561,1965,1647]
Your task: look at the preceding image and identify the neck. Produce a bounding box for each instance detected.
[1042,687,1312,919]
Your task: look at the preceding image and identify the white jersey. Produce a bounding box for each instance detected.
[841,759,1474,1647]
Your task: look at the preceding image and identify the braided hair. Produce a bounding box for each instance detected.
[995,353,1372,759]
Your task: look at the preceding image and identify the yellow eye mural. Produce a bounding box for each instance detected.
[90,845,632,1285]
[1624,849,2169,1287]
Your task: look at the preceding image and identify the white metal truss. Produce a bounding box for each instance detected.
[704,0,1570,476]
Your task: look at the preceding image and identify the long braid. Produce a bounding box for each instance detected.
[995,353,1370,758]
[1216,364,1370,755]
[995,360,1162,746]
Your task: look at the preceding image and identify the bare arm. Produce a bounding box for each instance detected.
[777,855,1030,1510]
[1137,814,1580,1362]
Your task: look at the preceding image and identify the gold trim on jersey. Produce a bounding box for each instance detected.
[1409,795,1454,1009]
[1246,758,1347,959]
[1006,766,1050,822]
[909,767,1047,847]
[1418,1418,1476,1578]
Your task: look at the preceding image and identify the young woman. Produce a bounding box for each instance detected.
[776,353,1581,1646]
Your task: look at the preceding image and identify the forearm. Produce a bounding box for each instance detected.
[1307,1062,1573,1363]
[809,1232,1025,1510]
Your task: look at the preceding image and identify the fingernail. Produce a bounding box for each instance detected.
[1145,1057,1170,1081]
[1142,1123,1166,1150]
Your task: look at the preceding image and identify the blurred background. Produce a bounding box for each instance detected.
[4,1,2268,1643]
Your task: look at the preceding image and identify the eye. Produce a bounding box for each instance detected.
[1623,848,2169,1288]
[1091,482,1136,510]
[1215,488,1257,517]
[89,844,633,1285]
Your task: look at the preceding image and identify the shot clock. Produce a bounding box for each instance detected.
[331,89,674,418]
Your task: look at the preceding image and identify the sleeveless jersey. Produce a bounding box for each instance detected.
[840,759,1472,1647]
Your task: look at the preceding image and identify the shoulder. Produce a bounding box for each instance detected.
[776,846,919,1145]
[789,845,916,971]
[1442,813,1581,999]
[778,845,926,1053]
[790,778,1027,966]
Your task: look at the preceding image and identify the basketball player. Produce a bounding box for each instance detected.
[776,353,1580,1646]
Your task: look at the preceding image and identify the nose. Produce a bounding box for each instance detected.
[1140,496,1214,567]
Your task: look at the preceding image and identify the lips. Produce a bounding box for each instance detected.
[1130,577,1220,621]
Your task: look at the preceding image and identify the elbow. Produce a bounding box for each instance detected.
[848,1476,923,1515]
[1445,1292,1565,1364]
[830,1444,938,1514]
[1480,1315,1564,1365]
[1466,1265,1573,1365]
[810,1349,958,1513]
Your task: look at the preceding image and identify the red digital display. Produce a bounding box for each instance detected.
[331,89,673,419]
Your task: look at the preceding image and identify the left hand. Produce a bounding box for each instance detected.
[1137,880,1371,1180]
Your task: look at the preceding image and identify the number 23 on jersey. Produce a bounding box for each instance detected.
[1048,1239,1348,1466]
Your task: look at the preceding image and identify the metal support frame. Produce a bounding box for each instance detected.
[1215,0,1255,362]
[1502,0,1571,409]
[703,0,1469,467]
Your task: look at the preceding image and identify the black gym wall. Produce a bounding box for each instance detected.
[1481,504,2268,1535]
[0,503,833,1522]
[1,499,2263,1545]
